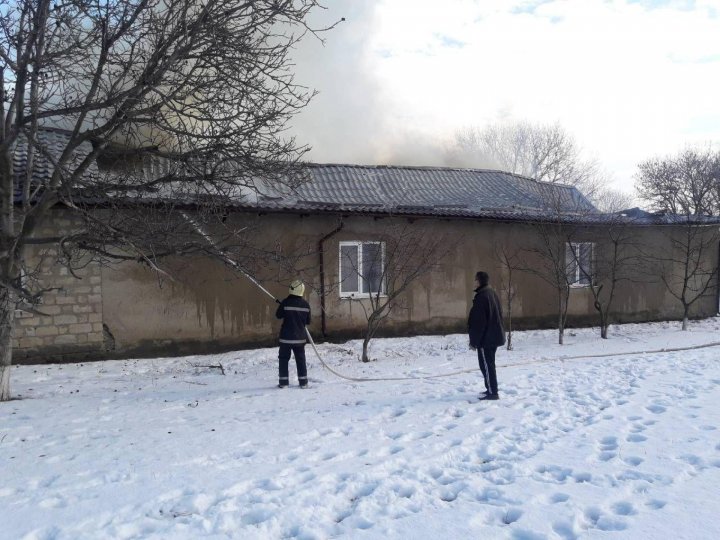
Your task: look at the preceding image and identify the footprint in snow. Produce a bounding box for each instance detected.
[241,508,273,526]
[678,454,705,470]
[389,407,406,418]
[611,501,637,516]
[552,520,579,540]
[439,482,466,502]
[598,436,618,451]
[533,465,573,484]
[622,456,644,466]
[645,499,667,510]
[548,492,570,504]
[573,472,592,483]
[392,484,415,498]
[626,434,647,443]
[582,506,628,531]
[487,507,523,525]
[645,403,666,414]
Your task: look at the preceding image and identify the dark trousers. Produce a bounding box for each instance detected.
[279,343,308,387]
[477,347,498,395]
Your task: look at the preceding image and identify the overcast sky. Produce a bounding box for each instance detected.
[289,0,720,196]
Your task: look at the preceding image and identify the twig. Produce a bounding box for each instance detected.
[189,362,225,375]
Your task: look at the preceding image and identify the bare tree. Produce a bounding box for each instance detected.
[636,146,720,216]
[0,0,335,401]
[493,240,521,350]
[635,146,720,330]
[569,216,640,339]
[338,224,456,363]
[446,121,619,204]
[522,218,576,345]
[645,220,719,330]
[592,188,636,214]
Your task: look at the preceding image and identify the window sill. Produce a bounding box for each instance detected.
[340,293,388,299]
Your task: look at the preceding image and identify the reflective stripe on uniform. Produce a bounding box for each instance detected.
[298,376,308,380]
[283,306,310,312]
[279,339,306,344]
[279,377,289,381]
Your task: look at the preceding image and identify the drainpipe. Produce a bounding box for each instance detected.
[319,219,344,338]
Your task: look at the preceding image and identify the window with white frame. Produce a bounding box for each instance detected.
[566,242,594,287]
[339,241,385,296]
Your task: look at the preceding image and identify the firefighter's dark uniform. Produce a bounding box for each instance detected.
[276,280,311,388]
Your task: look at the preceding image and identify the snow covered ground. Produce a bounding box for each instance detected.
[2,319,720,540]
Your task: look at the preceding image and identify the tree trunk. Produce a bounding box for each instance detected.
[557,295,564,345]
[0,287,13,401]
[682,309,689,331]
[506,297,513,351]
[361,336,370,363]
[600,311,609,339]
[362,314,382,363]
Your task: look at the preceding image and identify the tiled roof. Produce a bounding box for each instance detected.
[13,132,720,226]
[616,207,720,225]
[12,129,98,202]
[251,163,598,220]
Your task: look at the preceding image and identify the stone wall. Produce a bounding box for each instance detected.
[12,211,105,363]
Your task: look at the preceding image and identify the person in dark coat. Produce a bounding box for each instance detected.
[468,271,505,400]
[276,279,311,388]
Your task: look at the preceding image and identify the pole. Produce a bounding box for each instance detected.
[180,211,279,303]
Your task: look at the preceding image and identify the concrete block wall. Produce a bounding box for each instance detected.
[12,212,105,362]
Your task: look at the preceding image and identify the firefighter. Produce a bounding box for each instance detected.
[275,279,311,388]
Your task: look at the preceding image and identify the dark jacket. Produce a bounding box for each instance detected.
[468,285,506,348]
[276,295,311,344]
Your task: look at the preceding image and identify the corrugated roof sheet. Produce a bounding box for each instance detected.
[13,131,720,226]
[12,129,98,202]
[252,163,598,219]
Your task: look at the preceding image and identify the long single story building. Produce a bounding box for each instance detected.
[12,140,720,362]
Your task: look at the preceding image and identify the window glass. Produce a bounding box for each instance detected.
[566,242,593,286]
[340,244,359,294]
[578,243,592,285]
[362,243,383,294]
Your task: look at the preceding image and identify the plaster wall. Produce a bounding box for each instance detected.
[99,213,719,358]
